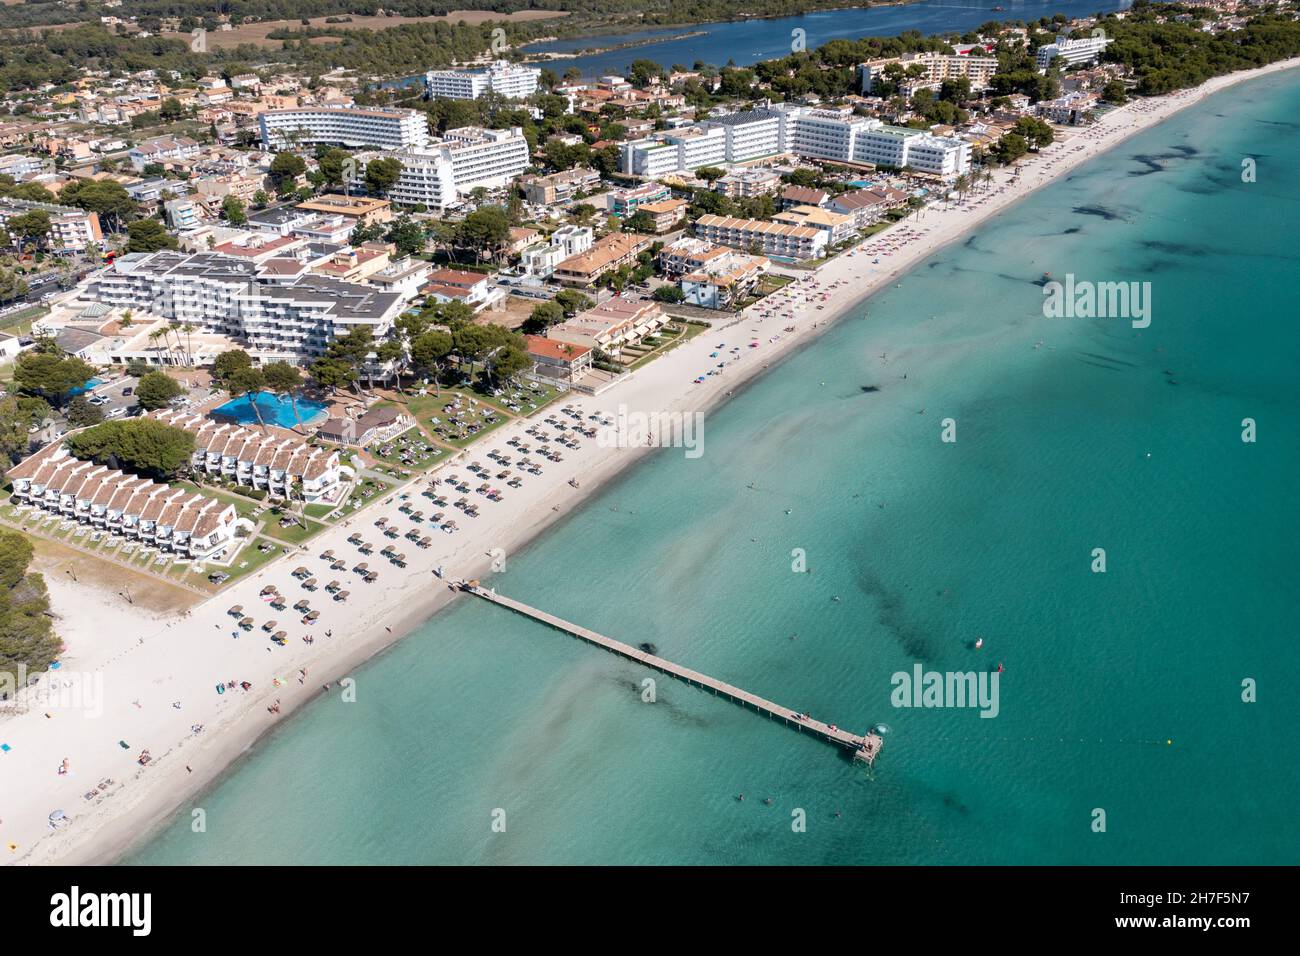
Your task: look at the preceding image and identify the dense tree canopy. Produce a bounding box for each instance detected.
[12,351,97,406]
[65,419,196,479]
[0,530,62,676]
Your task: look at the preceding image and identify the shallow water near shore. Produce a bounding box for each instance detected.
[129,72,1300,865]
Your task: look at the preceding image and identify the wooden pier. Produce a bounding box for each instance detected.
[463,583,883,764]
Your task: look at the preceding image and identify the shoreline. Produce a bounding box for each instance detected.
[5,56,1298,867]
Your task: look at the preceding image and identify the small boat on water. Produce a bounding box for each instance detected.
[975,637,984,649]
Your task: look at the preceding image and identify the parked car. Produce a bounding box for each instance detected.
[107,407,127,418]
[122,387,133,396]
[208,572,230,584]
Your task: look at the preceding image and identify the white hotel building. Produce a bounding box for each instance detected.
[83,251,405,367]
[858,51,1000,95]
[258,106,431,150]
[620,109,785,177]
[622,106,969,181]
[1036,34,1113,71]
[425,60,542,100]
[777,106,971,179]
[352,126,531,209]
[694,214,828,260]
[150,411,343,502]
[6,444,239,559]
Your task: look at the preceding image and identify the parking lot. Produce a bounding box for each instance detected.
[81,374,141,419]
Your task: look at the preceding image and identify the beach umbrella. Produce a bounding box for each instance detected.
[334,591,350,602]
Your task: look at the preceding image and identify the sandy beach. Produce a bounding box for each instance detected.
[3,56,1297,866]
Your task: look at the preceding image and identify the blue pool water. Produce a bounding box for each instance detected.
[212,392,328,428]
[69,377,104,396]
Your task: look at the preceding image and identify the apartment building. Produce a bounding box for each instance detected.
[258,106,431,150]
[660,238,769,309]
[776,106,971,179]
[716,167,784,199]
[635,198,688,233]
[611,182,670,217]
[693,214,827,260]
[352,126,530,209]
[1036,34,1113,70]
[525,334,594,384]
[620,108,788,177]
[548,297,667,356]
[552,232,654,286]
[619,125,727,178]
[0,153,50,179]
[151,410,343,502]
[773,204,856,245]
[858,51,1000,95]
[826,188,894,228]
[520,224,593,279]
[0,198,103,252]
[550,225,594,258]
[700,109,786,163]
[520,167,601,205]
[164,197,204,232]
[5,444,238,558]
[83,251,405,367]
[425,60,542,100]
[128,135,202,171]
[295,194,393,227]
[1036,91,1100,125]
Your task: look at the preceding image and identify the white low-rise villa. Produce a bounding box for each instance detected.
[149,410,344,503]
[5,445,238,559]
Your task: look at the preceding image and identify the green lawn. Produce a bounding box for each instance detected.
[171,480,263,521]
[366,427,447,473]
[211,535,287,588]
[260,513,326,546]
[628,320,708,371]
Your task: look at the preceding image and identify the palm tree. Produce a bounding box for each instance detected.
[227,367,268,433]
[261,361,305,434]
[147,328,165,364]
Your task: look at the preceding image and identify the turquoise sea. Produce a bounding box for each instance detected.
[129,71,1300,865]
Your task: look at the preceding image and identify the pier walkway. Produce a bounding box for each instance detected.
[463,583,883,764]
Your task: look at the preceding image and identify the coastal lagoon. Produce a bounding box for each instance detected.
[524,1,1134,77]
[130,71,1300,865]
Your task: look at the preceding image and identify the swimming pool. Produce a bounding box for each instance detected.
[212,392,328,428]
[69,377,105,396]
